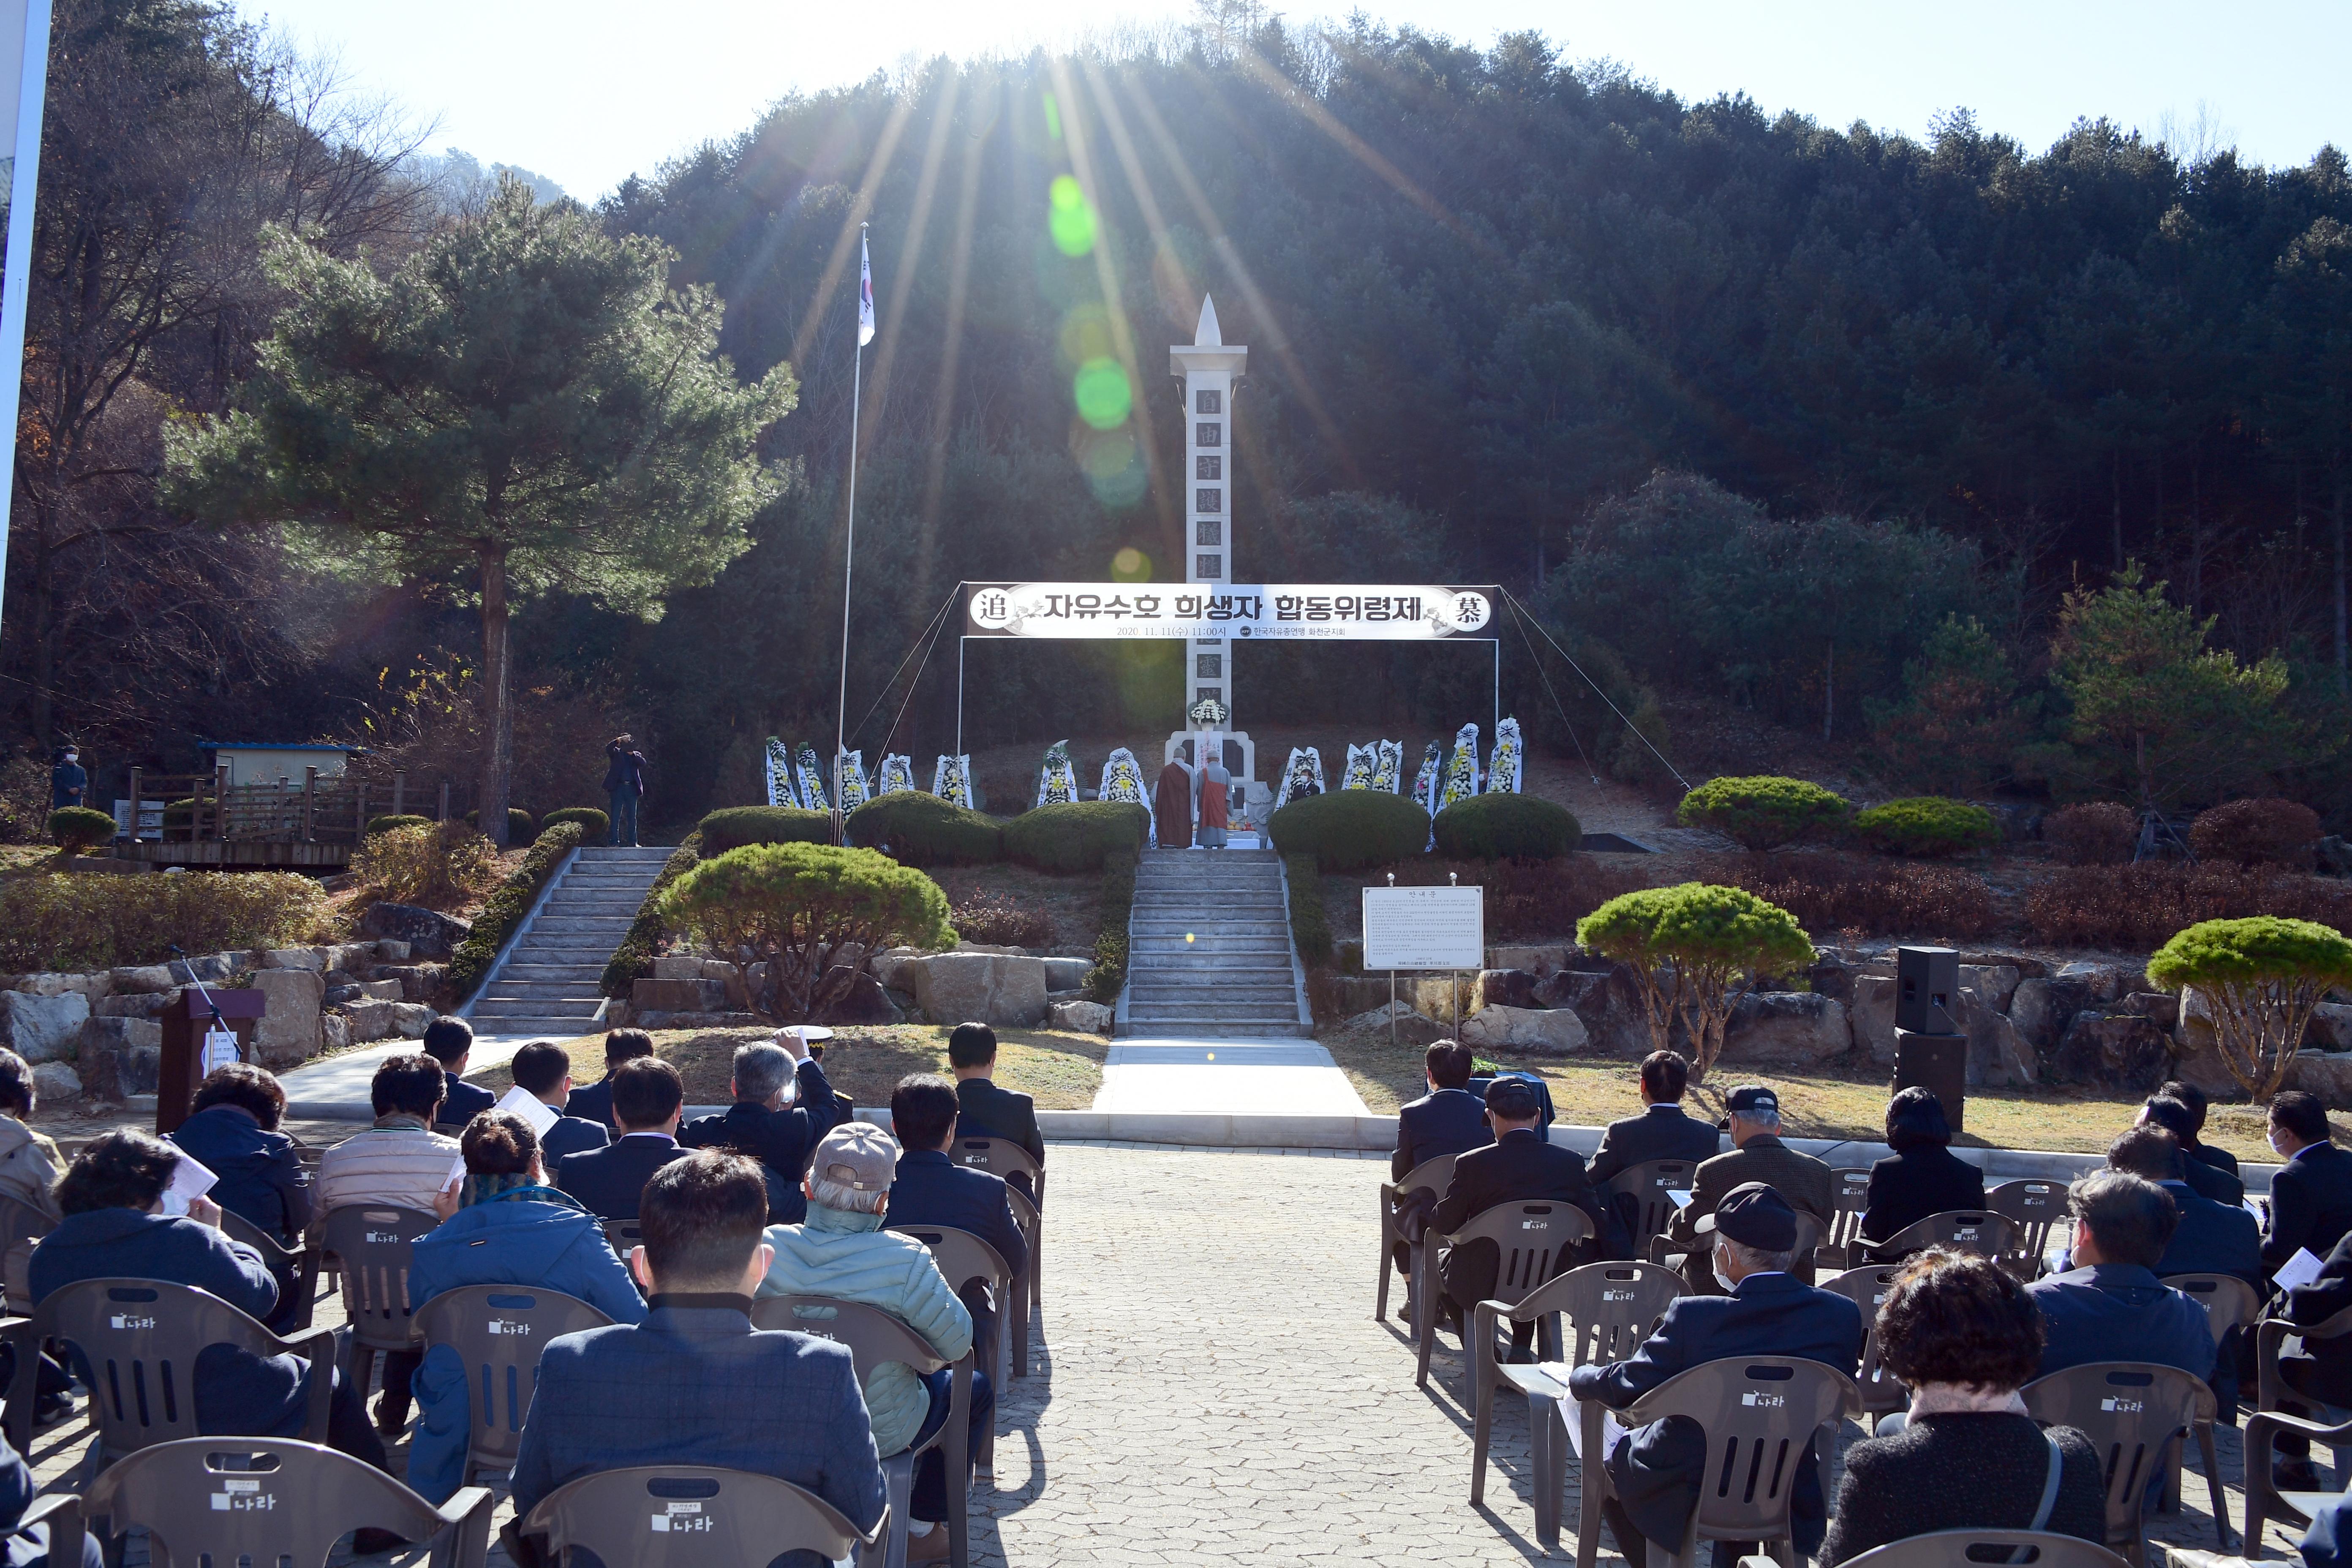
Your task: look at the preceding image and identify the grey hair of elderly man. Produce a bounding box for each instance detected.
[731,1042,795,1108]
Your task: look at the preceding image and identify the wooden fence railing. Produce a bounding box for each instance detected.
[123,768,457,846]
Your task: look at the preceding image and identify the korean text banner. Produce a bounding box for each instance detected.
[965,584,1492,640]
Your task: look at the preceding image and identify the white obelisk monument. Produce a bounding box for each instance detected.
[1166,295,1255,794]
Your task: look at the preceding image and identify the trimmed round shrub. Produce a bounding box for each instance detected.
[365,814,432,836]
[46,806,116,853]
[1852,797,1999,858]
[1268,789,1432,871]
[2044,801,2136,866]
[2189,797,2322,869]
[1676,776,1850,851]
[1002,801,1150,873]
[2149,915,2352,1101]
[1576,881,1816,1080]
[1432,793,1581,860]
[463,807,536,842]
[699,804,833,855]
[539,807,611,841]
[847,791,1002,866]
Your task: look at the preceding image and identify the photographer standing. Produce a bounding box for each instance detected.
[603,734,646,847]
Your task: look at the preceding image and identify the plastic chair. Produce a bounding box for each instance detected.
[216,1208,322,1333]
[1823,1527,2133,1568]
[1572,1355,1860,1568]
[2019,1361,2219,1566]
[519,1465,884,1568]
[0,1195,53,1308]
[2244,1301,2352,1554]
[751,1295,972,1568]
[952,1138,1043,1315]
[602,1220,649,1297]
[1414,1199,1594,1390]
[893,1225,1015,1468]
[1605,1160,1700,1262]
[2158,1273,2259,1526]
[1820,1265,1908,1416]
[413,1286,615,1485]
[317,1204,438,1407]
[2,1280,335,1465]
[1861,1210,2017,1264]
[76,1435,494,1568]
[1004,1185,1040,1371]
[1471,1260,1684,1534]
[1987,1179,2069,1279]
[1377,1151,1460,1323]
[1818,1169,1873,1272]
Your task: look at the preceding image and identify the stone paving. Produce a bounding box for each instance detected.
[14,1143,2304,1565]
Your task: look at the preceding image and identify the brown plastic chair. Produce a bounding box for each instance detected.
[1987,1179,2069,1279]
[1861,1210,2017,1264]
[3,1279,335,1465]
[1471,1260,1684,1533]
[602,1220,649,1297]
[1667,1209,1829,1286]
[1377,1151,1460,1322]
[76,1435,494,1568]
[2019,1361,2219,1566]
[1817,1168,1873,1271]
[752,1295,972,1568]
[1821,1265,1908,1416]
[2243,1301,2352,1554]
[216,1208,322,1333]
[952,1138,1043,1315]
[1573,1355,1860,1568]
[1827,1527,2133,1568]
[318,1203,438,1406]
[1606,1160,1700,1262]
[413,1285,615,1485]
[892,1224,1015,1468]
[1004,1185,1040,1368]
[519,1464,884,1568]
[1414,1200,1595,1390]
[2158,1273,2260,1534]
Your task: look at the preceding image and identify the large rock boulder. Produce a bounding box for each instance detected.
[248,968,322,1067]
[1851,975,1897,1064]
[1722,992,1851,1065]
[2053,1010,2171,1092]
[30,1062,79,1103]
[94,991,173,1020]
[1487,945,1577,976]
[1042,957,1093,991]
[0,992,89,1064]
[651,956,706,980]
[106,965,178,996]
[1949,985,2035,1087]
[2308,1003,2352,1053]
[2292,1053,2352,1107]
[1805,956,1861,1006]
[2054,962,2144,1005]
[358,902,471,961]
[1474,969,1542,1012]
[1049,999,1113,1034]
[2008,977,2094,1062]
[374,965,446,1004]
[1460,1003,1590,1055]
[320,1014,350,1054]
[911,953,1050,1028]
[633,977,727,1013]
[1343,1002,1448,1048]
[9,971,110,1001]
[811,967,902,1026]
[259,948,326,972]
[2118,992,2180,1032]
[1533,967,1651,1056]
[78,1044,157,1102]
[1959,964,2023,1015]
[80,1015,161,1054]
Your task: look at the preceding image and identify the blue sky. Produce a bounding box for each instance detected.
[236,0,2351,201]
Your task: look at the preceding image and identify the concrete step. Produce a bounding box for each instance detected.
[1127,988,1298,1007]
[1127,966,1296,984]
[481,982,609,1001]
[468,1017,608,1037]
[471,1004,606,1023]
[501,965,608,982]
[1126,1007,1304,1025]
[1129,921,1290,936]
[529,918,641,934]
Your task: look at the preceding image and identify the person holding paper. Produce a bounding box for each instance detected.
[2263,1091,2352,1273]
[679,1035,845,1223]
[2025,1170,2214,1382]
[403,1111,645,1504]
[505,1043,611,1165]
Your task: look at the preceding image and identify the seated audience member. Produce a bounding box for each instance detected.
[1820,1250,2105,1565]
[0,1049,63,1224]
[759,1122,991,1563]
[1860,1087,1984,1259]
[564,1029,656,1130]
[885,1073,1030,1373]
[1585,1050,1722,1187]
[2141,1094,2245,1205]
[507,1043,611,1165]
[1390,1043,1492,1275]
[421,1015,495,1133]
[1431,1076,1612,1351]
[948,1023,1042,1197]
[1662,1085,1834,1288]
[2104,1124,2262,1285]
[0,1419,96,1567]
[312,1052,462,1435]
[2265,1091,2352,1273]
[509,1150,884,1568]
[1569,1184,1864,1568]
[680,1034,844,1222]
[2255,1204,2352,1489]
[2157,1079,2239,1179]
[2027,1171,2214,1381]
[403,1111,644,1504]
[169,1064,313,1329]
[554,1058,689,1220]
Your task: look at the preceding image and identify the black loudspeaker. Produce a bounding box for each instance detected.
[1895,946,1958,1033]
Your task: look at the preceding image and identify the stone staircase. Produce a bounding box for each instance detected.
[1121,849,1312,1038]
[461,845,672,1039]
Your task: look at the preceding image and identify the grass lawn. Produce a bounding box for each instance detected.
[472,1024,1109,1111]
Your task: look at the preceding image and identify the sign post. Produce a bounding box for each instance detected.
[1362,879,1484,1049]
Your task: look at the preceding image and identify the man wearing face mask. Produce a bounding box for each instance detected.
[2262,1091,2352,1273]
[1569,1183,1864,1568]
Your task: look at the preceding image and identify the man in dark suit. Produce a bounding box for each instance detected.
[508,1042,612,1166]
[949,1023,1043,1199]
[422,1016,495,1133]
[554,1057,690,1220]
[2158,1080,2240,1180]
[565,1029,656,1130]
[1431,1076,1610,1353]
[1393,1041,1492,1180]
[1569,1183,1865,1568]
[2105,1125,2262,1285]
[2141,1096,2244,1205]
[2264,1092,2352,1272]
[886,1073,1030,1375]
[2265,1220,2352,1488]
[1585,1051,1722,1187]
[1663,1085,1834,1288]
[680,1035,846,1222]
[510,1149,885,1568]
[2028,1170,2215,1381]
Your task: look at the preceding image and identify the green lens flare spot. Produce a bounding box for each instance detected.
[1042,93,1062,141]
[1048,175,1097,256]
[1073,357,1132,429]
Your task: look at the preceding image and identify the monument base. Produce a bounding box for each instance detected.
[1162,730,1273,829]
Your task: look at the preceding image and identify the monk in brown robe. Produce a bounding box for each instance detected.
[1154,759,1193,848]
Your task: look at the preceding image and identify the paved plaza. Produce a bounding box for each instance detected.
[20,1142,2285,1565]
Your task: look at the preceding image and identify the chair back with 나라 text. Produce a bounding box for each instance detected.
[894,1225,1017,1469]
[1377,1151,1459,1323]
[1864,1210,2017,1264]
[1821,1265,1908,1416]
[1413,1200,1594,1390]
[414,1286,616,1484]
[1830,1529,2132,1568]
[1987,1179,2068,1279]
[519,1466,882,1568]
[952,1137,1044,1318]
[1606,1160,1700,1261]
[216,1207,322,1333]
[319,1203,439,1406]
[2020,1361,2219,1567]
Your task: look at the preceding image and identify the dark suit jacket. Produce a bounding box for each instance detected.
[2172,1146,2245,1207]
[2189,1139,2240,1179]
[956,1077,1044,1194]
[1859,1144,1985,1255]
[435,1072,496,1132]
[1392,1088,1492,1181]
[887,1148,1030,1353]
[2028,1263,2216,1380]
[2265,1143,2352,1271]
[2277,1227,2352,1406]
[1665,1136,1836,1249]
[1586,1104,1721,1187]
[2155,1178,2263,1286]
[509,1301,885,1568]
[1567,1271,1865,1554]
[679,1058,847,1223]
[1433,1128,1605,1238]
[538,1114,610,1167]
[565,1076,618,1130]
[554,1132,690,1220]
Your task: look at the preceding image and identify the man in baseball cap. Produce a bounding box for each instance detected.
[1659,1081,1835,1292]
[1569,1178,1864,1568]
[755,1123,991,1562]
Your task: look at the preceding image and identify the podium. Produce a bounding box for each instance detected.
[156,987,265,1135]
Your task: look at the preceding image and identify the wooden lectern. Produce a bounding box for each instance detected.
[155,987,265,1135]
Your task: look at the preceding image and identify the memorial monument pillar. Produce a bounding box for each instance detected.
[1166,295,1257,795]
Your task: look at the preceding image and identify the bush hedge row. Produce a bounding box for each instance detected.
[0,871,332,973]
[1284,852,1334,965]
[1677,776,1850,850]
[1270,789,1429,870]
[449,821,586,998]
[365,814,433,836]
[1431,793,1581,860]
[698,805,833,855]
[1085,851,1138,1004]
[1004,801,1148,873]
[540,807,610,841]
[848,792,1002,866]
[1852,797,1999,858]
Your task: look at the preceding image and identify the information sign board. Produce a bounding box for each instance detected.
[1361,885,1484,972]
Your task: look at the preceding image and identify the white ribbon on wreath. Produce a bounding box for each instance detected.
[1373,739,1405,793]
[1098,746,1152,837]
[762,737,798,809]
[1439,722,1482,810]
[876,754,916,795]
[932,754,973,809]
[1485,717,1524,794]
[1036,741,1079,808]
[1341,744,1377,790]
[1410,741,1443,817]
[793,744,828,812]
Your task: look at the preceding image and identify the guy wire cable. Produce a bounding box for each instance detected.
[1502,594,1601,785]
[846,584,961,754]
[875,596,958,758]
[1496,584,1690,792]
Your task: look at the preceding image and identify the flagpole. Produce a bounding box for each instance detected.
[833,223,869,847]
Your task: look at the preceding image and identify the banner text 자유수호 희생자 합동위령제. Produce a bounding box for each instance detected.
[965,583,1492,639]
